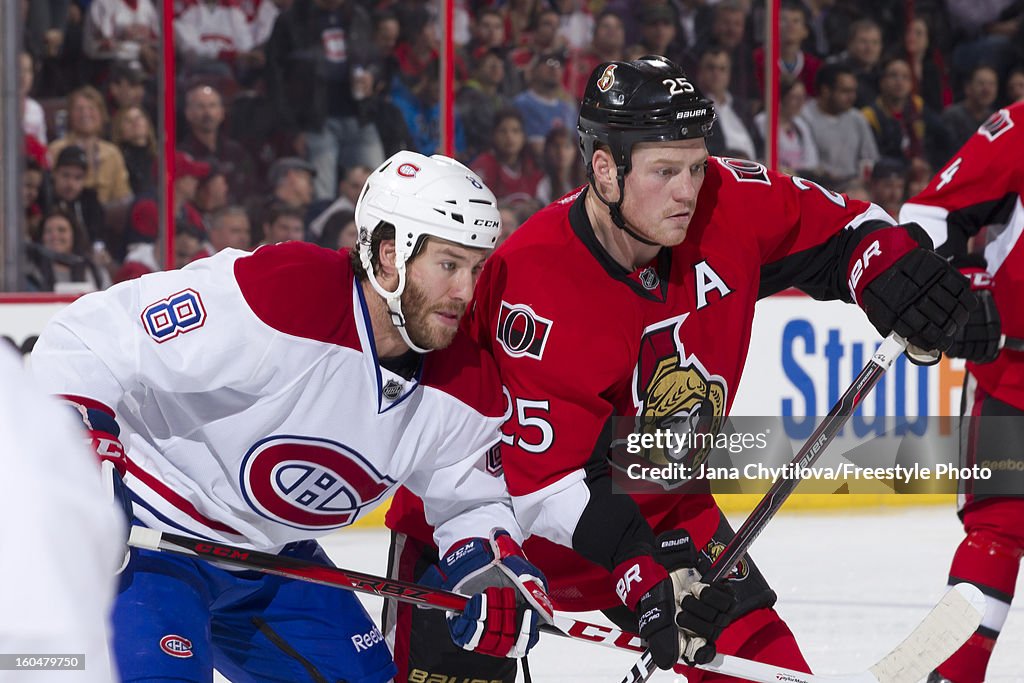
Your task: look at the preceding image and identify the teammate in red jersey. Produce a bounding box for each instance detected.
[384,56,977,683]
[900,101,1024,683]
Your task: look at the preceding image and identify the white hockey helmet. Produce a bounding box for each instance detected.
[355,151,501,353]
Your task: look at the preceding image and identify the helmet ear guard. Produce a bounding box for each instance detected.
[354,151,500,353]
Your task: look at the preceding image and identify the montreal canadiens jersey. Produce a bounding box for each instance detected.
[388,157,895,610]
[31,243,517,557]
[901,102,1024,410]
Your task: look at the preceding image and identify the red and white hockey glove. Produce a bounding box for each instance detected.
[849,224,975,357]
[946,257,1001,363]
[423,530,553,658]
[65,397,133,570]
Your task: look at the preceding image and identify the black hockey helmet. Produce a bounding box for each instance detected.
[578,56,716,175]
[577,56,715,243]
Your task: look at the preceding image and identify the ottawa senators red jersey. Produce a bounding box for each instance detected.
[388,157,895,611]
[901,102,1024,410]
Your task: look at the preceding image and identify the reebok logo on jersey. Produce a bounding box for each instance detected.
[351,627,384,652]
[497,302,552,360]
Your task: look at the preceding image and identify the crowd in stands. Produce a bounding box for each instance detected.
[14,0,1024,293]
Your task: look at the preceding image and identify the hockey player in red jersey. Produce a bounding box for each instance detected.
[385,57,977,682]
[900,101,1024,683]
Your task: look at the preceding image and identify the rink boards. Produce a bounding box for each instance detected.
[0,292,960,521]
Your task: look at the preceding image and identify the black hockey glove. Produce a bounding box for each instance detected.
[946,260,1001,364]
[655,529,736,665]
[850,224,975,356]
[612,554,682,669]
[613,539,735,669]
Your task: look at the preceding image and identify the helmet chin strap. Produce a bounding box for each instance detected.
[366,266,432,355]
[588,165,661,247]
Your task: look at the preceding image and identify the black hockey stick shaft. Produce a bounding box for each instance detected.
[129,526,469,611]
[706,333,906,582]
[1001,335,1024,352]
[620,332,909,683]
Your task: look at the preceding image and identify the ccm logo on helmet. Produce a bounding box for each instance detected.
[474,219,500,228]
[397,163,420,178]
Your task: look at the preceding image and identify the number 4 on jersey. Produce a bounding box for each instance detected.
[936,157,963,191]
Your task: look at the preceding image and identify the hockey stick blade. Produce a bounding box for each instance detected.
[866,583,985,683]
[128,528,983,683]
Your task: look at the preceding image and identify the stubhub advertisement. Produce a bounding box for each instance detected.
[732,295,967,435]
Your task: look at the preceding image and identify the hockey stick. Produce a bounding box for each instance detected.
[128,527,983,683]
[1000,335,1024,352]
[621,333,911,683]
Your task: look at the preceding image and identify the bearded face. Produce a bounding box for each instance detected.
[400,262,469,351]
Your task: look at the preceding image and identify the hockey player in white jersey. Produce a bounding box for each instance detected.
[31,151,552,683]
[0,345,124,683]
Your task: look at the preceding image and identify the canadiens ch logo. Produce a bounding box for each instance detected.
[397,162,420,177]
[240,435,396,530]
[159,635,193,658]
[496,301,553,360]
[628,314,727,480]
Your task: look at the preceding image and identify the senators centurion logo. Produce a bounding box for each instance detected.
[620,314,727,486]
[703,540,750,582]
[596,64,617,92]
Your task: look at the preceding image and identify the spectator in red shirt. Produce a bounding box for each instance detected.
[470,107,543,207]
[754,1,821,96]
[564,11,626,100]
